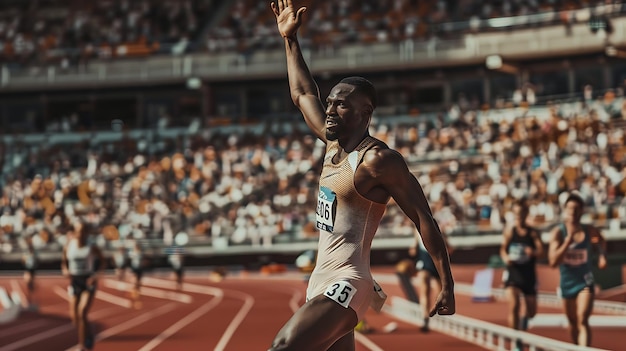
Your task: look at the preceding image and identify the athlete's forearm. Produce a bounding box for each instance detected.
[418,222,454,288]
[549,242,570,266]
[285,36,319,104]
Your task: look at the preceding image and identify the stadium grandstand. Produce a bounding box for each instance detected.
[0,1,625,349]
[1,0,625,259]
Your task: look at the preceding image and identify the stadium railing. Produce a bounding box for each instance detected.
[384,296,611,351]
[2,16,625,90]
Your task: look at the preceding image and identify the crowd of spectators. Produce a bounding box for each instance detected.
[2,0,623,68]
[0,0,215,70]
[205,0,624,55]
[1,85,625,256]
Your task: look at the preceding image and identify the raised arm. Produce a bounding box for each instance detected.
[271,0,326,142]
[530,228,545,260]
[500,226,513,265]
[548,226,571,267]
[365,148,454,315]
[61,245,69,276]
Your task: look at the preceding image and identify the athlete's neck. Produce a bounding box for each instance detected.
[337,131,369,154]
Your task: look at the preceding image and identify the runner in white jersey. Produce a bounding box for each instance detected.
[62,220,105,351]
[22,236,39,307]
[167,246,185,289]
[268,2,455,349]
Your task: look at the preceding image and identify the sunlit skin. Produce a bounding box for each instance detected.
[548,198,607,346]
[324,84,372,144]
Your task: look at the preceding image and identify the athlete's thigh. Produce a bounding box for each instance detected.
[272,294,358,351]
[523,294,537,317]
[416,271,431,289]
[562,297,578,324]
[78,289,96,318]
[576,288,594,322]
[505,286,521,307]
[327,330,355,351]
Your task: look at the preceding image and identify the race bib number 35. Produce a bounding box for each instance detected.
[324,281,357,308]
[316,186,337,233]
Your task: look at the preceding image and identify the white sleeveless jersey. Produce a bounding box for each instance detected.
[66,239,95,276]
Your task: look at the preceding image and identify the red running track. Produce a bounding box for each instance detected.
[0,265,623,351]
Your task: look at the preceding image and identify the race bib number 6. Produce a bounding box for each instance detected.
[324,281,357,308]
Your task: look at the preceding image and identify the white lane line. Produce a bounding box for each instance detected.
[94,290,133,308]
[102,279,193,304]
[142,277,224,297]
[0,319,49,338]
[354,333,384,351]
[9,280,28,308]
[63,302,179,351]
[0,323,73,351]
[53,285,71,302]
[143,277,259,351]
[0,308,118,351]
[214,292,254,351]
[54,282,132,308]
[137,298,224,351]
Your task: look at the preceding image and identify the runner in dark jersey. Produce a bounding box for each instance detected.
[500,199,543,350]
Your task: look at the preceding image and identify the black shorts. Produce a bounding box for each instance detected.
[69,275,96,296]
[131,267,143,280]
[503,268,537,296]
[416,249,439,279]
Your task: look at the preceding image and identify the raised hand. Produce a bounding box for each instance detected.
[429,288,456,317]
[270,0,307,39]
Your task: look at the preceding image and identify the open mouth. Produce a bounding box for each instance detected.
[326,119,338,128]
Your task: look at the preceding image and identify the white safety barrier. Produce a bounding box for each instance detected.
[454,283,626,315]
[383,296,610,351]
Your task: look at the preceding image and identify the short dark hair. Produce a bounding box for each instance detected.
[513,197,529,210]
[565,193,585,208]
[339,76,377,109]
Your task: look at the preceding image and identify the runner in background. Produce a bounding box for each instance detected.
[22,236,39,310]
[167,245,185,289]
[548,193,607,347]
[62,220,106,351]
[410,227,454,332]
[500,198,543,350]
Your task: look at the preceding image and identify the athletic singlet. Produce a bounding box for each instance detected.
[129,248,143,270]
[24,251,38,270]
[504,226,537,290]
[559,223,594,299]
[66,239,95,276]
[308,136,387,321]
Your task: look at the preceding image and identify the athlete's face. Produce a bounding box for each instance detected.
[512,204,528,224]
[325,83,370,141]
[564,200,583,224]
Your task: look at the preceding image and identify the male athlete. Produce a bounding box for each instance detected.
[268,1,455,350]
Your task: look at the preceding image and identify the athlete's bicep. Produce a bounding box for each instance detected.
[295,94,326,142]
[500,228,512,253]
[378,151,432,224]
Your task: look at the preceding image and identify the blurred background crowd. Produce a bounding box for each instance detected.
[0,0,625,256]
[1,90,624,254]
[1,0,623,68]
